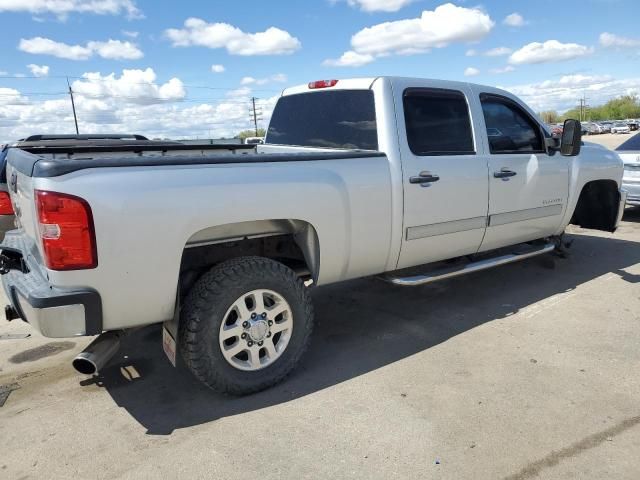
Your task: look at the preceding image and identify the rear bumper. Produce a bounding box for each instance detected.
[1,232,102,338]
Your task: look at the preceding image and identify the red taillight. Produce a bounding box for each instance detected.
[35,190,97,270]
[0,191,14,215]
[308,79,338,89]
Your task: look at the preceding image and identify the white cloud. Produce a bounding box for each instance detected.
[465,49,477,57]
[490,65,515,74]
[0,0,142,19]
[227,86,253,98]
[211,64,225,73]
[87,40,143,60]
[503,13,526,27]
[122,30,139,38]
[240,74,287,85]
[323,50,375,67]
[502,74,640,112]
[464,67,480,77]
[19,37,143,60]
[484,46,512,57]
[165,18,301,56]
[27,64,49,77]
[70,68,185,105]
[344,0,413,12]
[347,3,494,61]
[0,81,281,143]
[0,87,28,105]
[19,37,92,60]
[509,40,593,65]
[599,32,640,48]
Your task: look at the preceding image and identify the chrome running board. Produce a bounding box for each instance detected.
[384,242,555,287]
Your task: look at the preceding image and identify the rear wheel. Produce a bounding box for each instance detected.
[179,256,314,395]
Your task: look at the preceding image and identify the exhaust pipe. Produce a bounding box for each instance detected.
[72,330,123,375]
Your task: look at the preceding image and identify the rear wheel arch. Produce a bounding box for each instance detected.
[176,219,320,301]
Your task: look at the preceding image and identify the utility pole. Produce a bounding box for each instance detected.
[250,97,262,136]
[67,77,79,134]
[578,94,589,122]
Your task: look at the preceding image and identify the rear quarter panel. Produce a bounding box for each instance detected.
[32,157,393,330]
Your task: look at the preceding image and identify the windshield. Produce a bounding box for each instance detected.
[267,90,378,150]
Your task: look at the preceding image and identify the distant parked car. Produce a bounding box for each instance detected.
[589,123,605,135]
[244,136,265,145]
[549,123,563,138]
[626,120,639,131]
[612,122,631,134]
[616,134,640,206]
[580,123,589,136]
[583,123,595,135]
[600,121,613,133]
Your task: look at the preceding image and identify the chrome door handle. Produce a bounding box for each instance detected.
[493,169,517,179]
[410,173,440,184]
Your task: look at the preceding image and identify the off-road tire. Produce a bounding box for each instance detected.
[179,256,314,395]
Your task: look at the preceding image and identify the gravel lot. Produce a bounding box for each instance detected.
[584,131,637,150]
[0,137,638,479]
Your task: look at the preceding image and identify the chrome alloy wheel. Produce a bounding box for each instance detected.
[219,289,293,371]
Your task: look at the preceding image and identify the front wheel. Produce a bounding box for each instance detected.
[179,256,314,395]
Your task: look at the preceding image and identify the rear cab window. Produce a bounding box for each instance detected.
[266,90,378,150]
[402,88,475,156]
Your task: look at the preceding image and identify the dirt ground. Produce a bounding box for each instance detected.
[584,131,636,150]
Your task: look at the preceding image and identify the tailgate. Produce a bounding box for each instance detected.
[5,148,41,249]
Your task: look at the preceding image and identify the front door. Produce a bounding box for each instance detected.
[395,82,489,270]
[477,93,569,252]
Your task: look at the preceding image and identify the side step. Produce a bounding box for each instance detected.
[384,242,555,287]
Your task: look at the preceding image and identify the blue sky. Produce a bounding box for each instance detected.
[0,0,639,141]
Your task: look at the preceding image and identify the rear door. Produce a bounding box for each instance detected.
[477,93,569,251]
[394,81,489,269]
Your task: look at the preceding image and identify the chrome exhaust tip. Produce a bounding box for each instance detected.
[72,331,123,375]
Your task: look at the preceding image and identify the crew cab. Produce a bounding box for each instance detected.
[0,77,626,395]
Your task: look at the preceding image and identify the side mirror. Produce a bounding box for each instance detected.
[560,119,582,156]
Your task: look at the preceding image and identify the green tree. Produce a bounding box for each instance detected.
[236,128,266,140]
[562,94,640,121]
[539,110,560,124]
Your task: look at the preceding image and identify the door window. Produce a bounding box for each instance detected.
[480,96,544,154]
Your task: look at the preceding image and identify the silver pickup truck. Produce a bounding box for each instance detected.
[0,77,626,395]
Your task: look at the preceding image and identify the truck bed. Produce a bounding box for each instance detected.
[8,146,385,178]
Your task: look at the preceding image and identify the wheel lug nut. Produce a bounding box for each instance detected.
[251,313,257,319]
[268,320,273,326]
[258,341,263,346]
[242,321,249,328]
[248,341,253,347]
[261,312,267,319]
[266,332,271,338]
[241,333,247,339]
